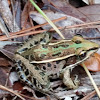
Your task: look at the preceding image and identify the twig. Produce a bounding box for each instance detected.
[82,63,100,98]
[0,27,62,41]
[0,85,25,100]
[81,87,100,100]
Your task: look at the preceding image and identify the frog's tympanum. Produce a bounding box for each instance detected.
[14,32,99,98]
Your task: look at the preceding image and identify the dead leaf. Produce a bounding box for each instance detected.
[21,1,34,29]
[48,0,90,22]
[0,0,20,32]
[0,57,11,67]
[29,10,100,40]
[13,81,23,91]
[0,67,10,86]
[82,53,100,72]
[78,5,100,22]
[30,10,84,38]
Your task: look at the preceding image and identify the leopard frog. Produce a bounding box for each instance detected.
[14,32,99,97]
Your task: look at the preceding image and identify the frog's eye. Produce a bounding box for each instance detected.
[80,52,86,57]
[78,51,87,59]
[79,50,86,56]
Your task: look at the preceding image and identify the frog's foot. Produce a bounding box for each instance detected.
[73,75,80,89]
[63,68,79,89]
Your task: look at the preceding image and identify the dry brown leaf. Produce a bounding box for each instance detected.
[0,67,10,86]
[30,10,84,38]
[48,0,90,22]
[21,1,34,29]
[82,53,100,72]
[0,57,11,67]
[78,5,100,22]
[0,0,20,32]
[13,81,23,91]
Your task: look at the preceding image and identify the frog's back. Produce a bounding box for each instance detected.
[32,40,75,61]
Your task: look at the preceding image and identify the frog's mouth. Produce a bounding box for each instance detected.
[86,49,98,58]
[89,47,99,51]
[79,47,99,60]
[88,47,99,56]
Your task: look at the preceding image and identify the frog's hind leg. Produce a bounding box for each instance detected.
[17,32,52,54]
[16,60,37,89]
[16,60,60,99]
[16,60,48,92]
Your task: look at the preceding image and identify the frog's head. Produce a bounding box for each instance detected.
[72,35,99,58]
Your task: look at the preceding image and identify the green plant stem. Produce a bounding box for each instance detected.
[82,63,100,98]
[30,0,65,39]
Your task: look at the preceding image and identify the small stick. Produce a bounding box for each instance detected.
[81,87,100,100]
[0,85,25,100]
[82,63,100,98]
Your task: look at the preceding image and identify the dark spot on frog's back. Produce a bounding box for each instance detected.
[49,33,52,39]
[17,60,21,64]
[40,38,43,41]
[18,48,28,52]
[20,75,24,79]
[30,84,34,87]
[35,66,39,70]
[30,43,33,47]
[53,45,58,48]
[25,69,29,76]
[61,44,69,48]
[34,41,39,45]
[52,52,61,57]
[40,54,46,59]
[42,38,46,43]
[32,78,36,85]
[42,44,47,49]
[47,63,51,67]
[30,55,34,60]
[54,65,56,68]
[25,39,28,42]
[65,51,70,55]
[39,72,45,76]
[56,60,61,64]
[25,55,29,59]
[43,66,46,70]
[25,79,29,83]
[16,67,22,72]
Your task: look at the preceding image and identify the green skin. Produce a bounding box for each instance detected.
[33,40,99,60]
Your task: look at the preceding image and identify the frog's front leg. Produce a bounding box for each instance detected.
[62,68,79,89]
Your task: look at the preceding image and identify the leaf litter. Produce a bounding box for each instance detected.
[0,0,100,100]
